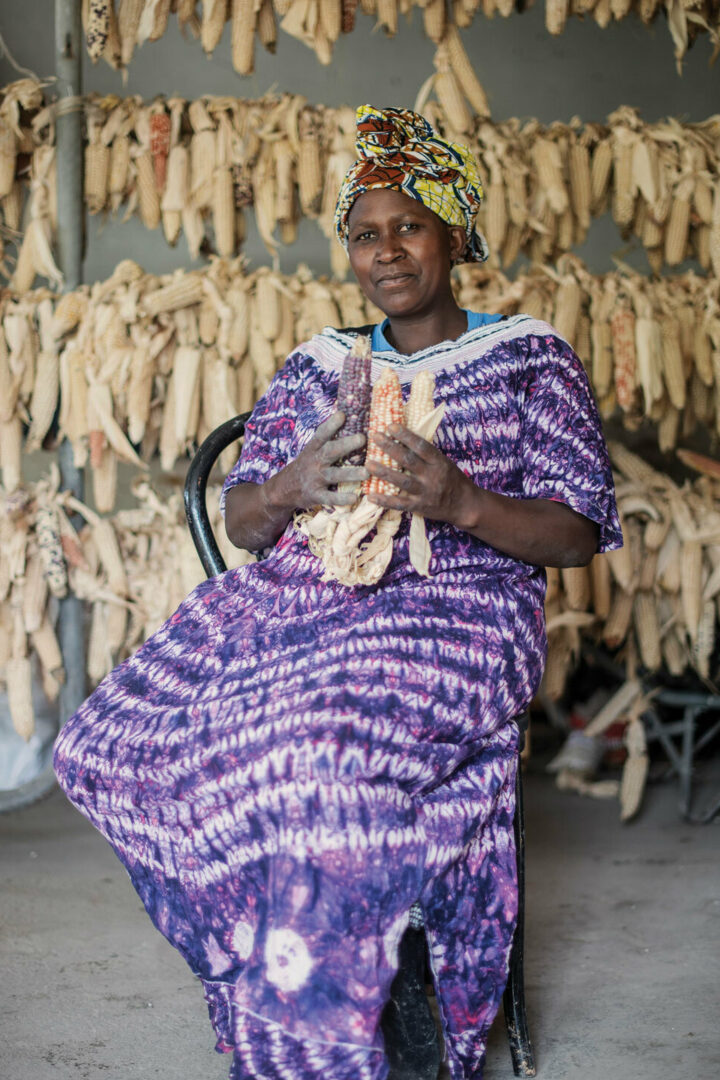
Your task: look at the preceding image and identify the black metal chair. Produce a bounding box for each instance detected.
[184,413,536,1079]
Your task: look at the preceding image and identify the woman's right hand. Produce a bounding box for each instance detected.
[225,413,368,553]
[268,411,368,510]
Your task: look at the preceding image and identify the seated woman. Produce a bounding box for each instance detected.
[54,106,622,1080]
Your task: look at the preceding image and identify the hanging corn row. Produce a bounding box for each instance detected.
[4,438,720,740]
[542,441,720,703]
[3,256,720,505]
[3,79,720,292]
[0,467,254,739]
[78,0,719,76]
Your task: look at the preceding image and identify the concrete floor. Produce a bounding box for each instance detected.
[1,765,718,1080]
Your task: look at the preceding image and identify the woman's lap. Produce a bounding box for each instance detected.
[53,564,523,1080]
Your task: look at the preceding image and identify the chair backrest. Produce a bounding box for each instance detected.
[184,412,251,578]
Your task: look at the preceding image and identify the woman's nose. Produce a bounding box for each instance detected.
[375,231,403,261]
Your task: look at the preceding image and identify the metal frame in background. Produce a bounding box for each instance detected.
[583,645,720,824]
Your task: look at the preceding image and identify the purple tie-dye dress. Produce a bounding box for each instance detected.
[54,314,621,1080]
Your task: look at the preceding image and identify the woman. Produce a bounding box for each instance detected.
[54,106,622,1080]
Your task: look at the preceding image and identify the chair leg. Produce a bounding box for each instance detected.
[503,764,537,1077]
[382,926,441,1080]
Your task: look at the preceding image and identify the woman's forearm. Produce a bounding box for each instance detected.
[453,482,598,568]
[224,472,297,552]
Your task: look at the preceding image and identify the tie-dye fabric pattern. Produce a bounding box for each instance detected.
[54,314,621,1080]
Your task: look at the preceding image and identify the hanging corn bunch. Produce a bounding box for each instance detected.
[4,81,720,291]
[77,1,720,74]
[5,254,720,511]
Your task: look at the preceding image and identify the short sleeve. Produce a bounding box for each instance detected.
[519,330,623,553]
[220,350,306,516]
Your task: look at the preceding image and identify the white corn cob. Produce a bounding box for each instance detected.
[231,0,256,75]
[6,656,34,741]
[21,553,48,636]
[201,0,229,54]
[118,0,144,68]
[619,717,648,822]
[30,615,64,686]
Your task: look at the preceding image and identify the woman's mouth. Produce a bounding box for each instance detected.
[376,274,414,289]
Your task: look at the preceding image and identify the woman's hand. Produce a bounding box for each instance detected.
[271,411,369,511]
[225,412,368,553]
[365,423,598,567]
[365,424,475,526]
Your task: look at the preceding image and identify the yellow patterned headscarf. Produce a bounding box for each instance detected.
[334,105,489,263]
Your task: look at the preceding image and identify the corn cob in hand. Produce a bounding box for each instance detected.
[363,367,404,497]
[334,334,371,465]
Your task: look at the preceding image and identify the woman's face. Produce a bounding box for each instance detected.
[346,188,466,319]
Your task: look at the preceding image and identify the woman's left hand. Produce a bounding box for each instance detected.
[365,424,477,527]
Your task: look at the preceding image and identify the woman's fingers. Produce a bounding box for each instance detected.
[365,460,420,493]
[324,490,359,506]
[310,411,346,446]
[322,465,369,483]
[322,432,366,463]
[381,425,436,461]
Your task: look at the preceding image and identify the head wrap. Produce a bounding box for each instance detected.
[334,105,489,263]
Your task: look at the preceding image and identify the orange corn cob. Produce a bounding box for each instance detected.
[363,368,404,497]
[150,109,172,192]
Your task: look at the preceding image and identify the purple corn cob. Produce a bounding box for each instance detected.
[335,335,372,465]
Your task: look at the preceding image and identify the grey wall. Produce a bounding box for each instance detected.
[1,2,717,284]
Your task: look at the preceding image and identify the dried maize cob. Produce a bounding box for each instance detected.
[255,271,281,341]
[619,717,648,822]
[257,0,277,49]
[87,1,111,62]
[25,350,59,452]
[0,115,16,199]
[603,588,633,648]
[142,273,205,316]
[561,564,591,611]
[0,416,22,492]
[231,0,256,75]
[610,304,637,412]
[664,178,693,266]
[213,165,236,257]
[201,0,228,54]
[433,45,471,135]
[30,615,64,685]
[633,590,661,670]
[444,24,490,117]
[150,107,171,192]
[363,368,404,497]
[590,552,611,620]
[693,598,715,679]
[532,137,569,215]
[335,335,372,464]
[341,0,358,32]
[681,540,703,645]
[423,0,446,42]
[660,315,686,410]
[21,553,47,635]
[611,131,636,227]
[135,150,161,230]
[546,0,569,35]
[6,656,34,741]
[85,112,109,214]
[553,275,581,345]
[118,0,143,68]
[590,138,612,213]
[568,138,591,229]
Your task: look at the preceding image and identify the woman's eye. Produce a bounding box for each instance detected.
[352,231,374,242]
[398,223,418,232]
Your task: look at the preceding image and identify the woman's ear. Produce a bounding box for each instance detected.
[448,226,467,266]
